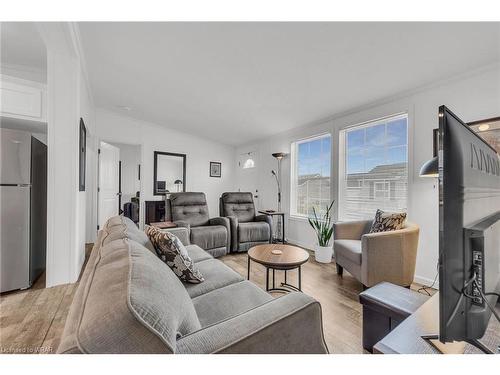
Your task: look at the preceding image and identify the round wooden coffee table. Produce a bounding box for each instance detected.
[247,244,309,293]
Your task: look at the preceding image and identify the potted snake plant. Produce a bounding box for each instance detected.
[307,201,334,263]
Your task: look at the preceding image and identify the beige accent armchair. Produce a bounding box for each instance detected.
[333,220,419,288]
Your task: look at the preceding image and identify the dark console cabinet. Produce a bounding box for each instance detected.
[145,200,165,225]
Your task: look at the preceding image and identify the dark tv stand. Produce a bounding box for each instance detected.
[374,293,499,354]
[421,334,494,354]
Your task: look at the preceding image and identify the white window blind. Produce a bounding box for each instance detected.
[339,114,408,220]
[290,133,331,218]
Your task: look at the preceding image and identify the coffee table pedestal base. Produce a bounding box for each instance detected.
[247,261,303,293]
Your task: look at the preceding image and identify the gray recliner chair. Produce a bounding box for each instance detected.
[168,192,230,257]
[219,192,272,253]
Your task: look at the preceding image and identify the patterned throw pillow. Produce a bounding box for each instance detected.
[145,225,204,284]
[369,209,407,233]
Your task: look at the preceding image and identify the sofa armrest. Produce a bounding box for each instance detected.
[209,216,231,253]
[225,215,238,252]
[255,214,273,243]
[333,220,372,240]
[361,225,419,287]
[163,226,190,246]
[173,220,190,231]
[176,292,328,354]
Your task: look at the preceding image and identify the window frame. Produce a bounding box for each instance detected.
[338,113,409,221]
[290,132,332,219]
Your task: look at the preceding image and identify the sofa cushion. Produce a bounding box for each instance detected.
[192,281,273,327]
[145,225,204,284]
[334,239,362,265]
[186,245,213,263]
[190,225,227,250]
[238,221,270,243]
[220,192,256,223]
[76,239,201,354]
[205,247,227,258]
[184,258,244,298]
[369,209,407,233]
[169,192,210,227]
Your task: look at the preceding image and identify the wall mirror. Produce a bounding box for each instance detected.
[153,151,186,195]
[468,116,500,153]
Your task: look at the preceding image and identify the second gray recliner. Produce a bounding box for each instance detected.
[219,192,272,253]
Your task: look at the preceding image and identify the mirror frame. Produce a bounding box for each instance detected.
[153,151,186,196]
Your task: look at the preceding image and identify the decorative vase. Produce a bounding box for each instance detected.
[315,244,333,263]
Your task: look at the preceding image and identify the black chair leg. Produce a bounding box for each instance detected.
[336,264,343,276]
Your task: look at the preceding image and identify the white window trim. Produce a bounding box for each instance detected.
[290,132,331,219]
[338,112,409,221]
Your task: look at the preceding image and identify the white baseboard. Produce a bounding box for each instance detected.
[286,238,314,252]
[414,274,439,289]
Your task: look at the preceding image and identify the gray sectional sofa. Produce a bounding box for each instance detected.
[57,215,328,354]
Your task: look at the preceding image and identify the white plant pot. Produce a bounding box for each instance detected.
[315,244,333,264]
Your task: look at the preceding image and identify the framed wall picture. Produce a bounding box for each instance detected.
[210,161,222,178]
[79,118,86,191]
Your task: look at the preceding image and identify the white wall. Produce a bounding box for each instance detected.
[78,65,95,253]
[38,22,96,287]
[236,65,500,286]
[95,109,237,225]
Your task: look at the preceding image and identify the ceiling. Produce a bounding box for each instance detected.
[78,22,500,146]
[1,22,46,81]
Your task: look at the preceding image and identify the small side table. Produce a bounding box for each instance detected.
[258,210,285,243]
[150,221,177,229]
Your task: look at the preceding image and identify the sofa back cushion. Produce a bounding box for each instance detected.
[220,192,255,223]
[169,192,210,227]
[101,215,155,253]
[75,238,201,353]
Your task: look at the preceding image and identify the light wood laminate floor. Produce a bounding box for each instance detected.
[0,244,431,354]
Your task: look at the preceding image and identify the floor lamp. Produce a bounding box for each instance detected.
[272,152,286,242]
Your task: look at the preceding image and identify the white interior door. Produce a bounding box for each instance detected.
[237,151,260,209]
[98,141,120,228]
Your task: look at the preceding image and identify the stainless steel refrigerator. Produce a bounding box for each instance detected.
[1,128,47,293]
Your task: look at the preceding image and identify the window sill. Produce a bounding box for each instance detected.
[289,215,333,224]
[289,215,310,222]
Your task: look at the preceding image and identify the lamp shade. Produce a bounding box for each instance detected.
[272,152,286,160]
[419,156,438,178]
[174,180,182,184]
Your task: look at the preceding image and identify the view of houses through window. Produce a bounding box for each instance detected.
[339,114,408,220]
[291,134,331,218]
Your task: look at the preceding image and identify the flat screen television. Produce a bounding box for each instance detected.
[431,106,500,353]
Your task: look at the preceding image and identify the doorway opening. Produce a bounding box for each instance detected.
[98,141,142,229]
